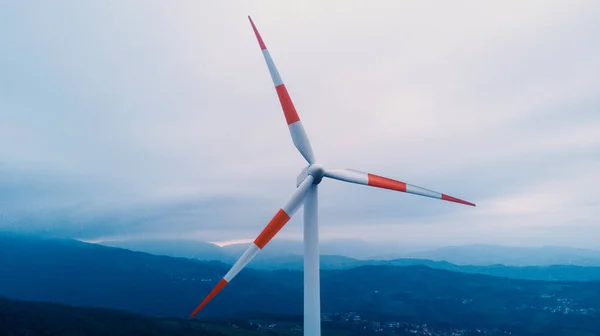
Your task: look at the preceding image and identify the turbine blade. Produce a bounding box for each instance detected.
[323,168,475,206]
[248,16,316,164]
[189,175,315,317]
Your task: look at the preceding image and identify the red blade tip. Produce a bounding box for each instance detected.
[442,194,476,207]
[189,278,228,317]
[247,15,267,50]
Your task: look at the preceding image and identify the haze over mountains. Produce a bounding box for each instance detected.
[95,238,600,282]
[100,238,600,267]
[408,245,600,267]
[100,238,426,262]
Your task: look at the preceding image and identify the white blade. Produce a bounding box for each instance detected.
[324,168,475,206]
[248,16,316,164]
[189,175,315,316]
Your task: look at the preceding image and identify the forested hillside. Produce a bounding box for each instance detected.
[1,235,600,335]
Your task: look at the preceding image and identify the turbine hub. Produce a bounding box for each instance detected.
[296,163,324,186]
[307,164,325,183]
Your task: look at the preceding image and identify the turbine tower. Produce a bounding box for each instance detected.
[190,16,475,335]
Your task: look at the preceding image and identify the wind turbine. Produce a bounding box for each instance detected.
[190,16,475,335]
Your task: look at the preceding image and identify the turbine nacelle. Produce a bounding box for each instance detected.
[297,164,325,187]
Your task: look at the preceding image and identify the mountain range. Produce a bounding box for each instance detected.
[99,238,424,262]
[97,238,600,281]
[100,238,600,267]
[1,233,600,335]
[407,244,600,266]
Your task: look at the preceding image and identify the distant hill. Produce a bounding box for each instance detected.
[96,238,600,282]
[102,238,230,262]
[405,244,600,266]
[0,234,271,317]
[241,255,600,282]
[1,234,600,334]
[100,238,600,268]
[99,238,423,261]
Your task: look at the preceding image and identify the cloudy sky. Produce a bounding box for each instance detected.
[1,1,599,248]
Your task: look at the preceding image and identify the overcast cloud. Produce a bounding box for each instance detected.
[1,1,599,248]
